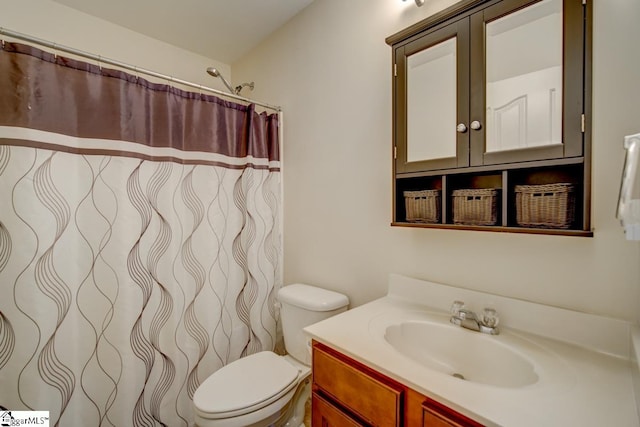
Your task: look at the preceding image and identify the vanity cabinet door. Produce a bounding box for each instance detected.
[312,342,402,426]
[422,398,484,427]
[311,341,486,427]
[312,392,364,427]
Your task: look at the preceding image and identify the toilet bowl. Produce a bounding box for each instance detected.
[193,352,310,427]
[193,284,349,427]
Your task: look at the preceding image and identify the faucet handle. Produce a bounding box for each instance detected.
[481,307,499,328]
[450,300,465,316]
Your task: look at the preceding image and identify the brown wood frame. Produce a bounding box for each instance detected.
[395,20,470,173]
[387,0,592,235]
[311,341,487,427]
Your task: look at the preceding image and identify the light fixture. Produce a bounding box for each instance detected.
[403,0,425,6]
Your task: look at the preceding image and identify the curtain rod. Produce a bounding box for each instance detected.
[0,27,282,112]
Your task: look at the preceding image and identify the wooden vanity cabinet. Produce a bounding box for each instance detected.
[312,392,364,427]
[311,341,484,427]
[422,397,484,427]
[312,341,402,426]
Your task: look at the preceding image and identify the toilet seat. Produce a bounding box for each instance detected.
[193,351,300,420]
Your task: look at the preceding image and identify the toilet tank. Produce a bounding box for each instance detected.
[278,284,349,365]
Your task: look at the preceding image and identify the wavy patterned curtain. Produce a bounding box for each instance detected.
[0,42,282,426]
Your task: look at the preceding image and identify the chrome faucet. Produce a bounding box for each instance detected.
[450,301,499,335]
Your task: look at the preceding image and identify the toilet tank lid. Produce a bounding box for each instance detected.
[278,284,349,311]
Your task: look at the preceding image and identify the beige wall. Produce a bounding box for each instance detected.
[234,0,640,321]
[2,0,639,321]
[1,0,230,92]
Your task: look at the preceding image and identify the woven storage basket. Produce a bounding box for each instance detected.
[404,190,441,223]
[515,183,575,229]
[452,188,498,226]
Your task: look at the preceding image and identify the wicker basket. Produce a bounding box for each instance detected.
[404,190,441,223]
[452,188,498,226]
[515,183,575,229]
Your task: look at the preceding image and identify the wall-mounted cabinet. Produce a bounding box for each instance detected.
[387,0,592,236]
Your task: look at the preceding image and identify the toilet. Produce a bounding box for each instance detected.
[193,284,349,427]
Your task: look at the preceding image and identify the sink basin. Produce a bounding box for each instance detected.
[384,320,538,388]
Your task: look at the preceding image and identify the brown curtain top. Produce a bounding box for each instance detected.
[0,42,280,169]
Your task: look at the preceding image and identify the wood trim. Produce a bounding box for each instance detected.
[442,175,449,224]
[501,170,509,227]
[582,0,593,232]
[457,19,472,168]
[563,0,587,158]
[481,144,566,165]
[396,157,585,179]
[468,10,484,167]
[392,47,401,223]
[405,388,428,427]
[471,0,584,165]
[390,221,593,237]
[395,21,470,173]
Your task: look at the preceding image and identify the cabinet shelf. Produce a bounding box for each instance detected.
[394,161,591,234]
[396,156,586,179]
[390,221,593,237]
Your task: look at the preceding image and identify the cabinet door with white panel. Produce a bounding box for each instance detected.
[471,0,586,166]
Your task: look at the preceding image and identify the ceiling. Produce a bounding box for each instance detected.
[50,0,315,64]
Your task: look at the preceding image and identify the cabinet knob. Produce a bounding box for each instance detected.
[470,120,482,130]
[456,123,468,133]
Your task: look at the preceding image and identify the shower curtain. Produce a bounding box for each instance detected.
[0,42,282,426]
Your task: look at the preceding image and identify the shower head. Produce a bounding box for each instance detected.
[206,67,235,95]
[206,67,221,78]
[206,67,255,96]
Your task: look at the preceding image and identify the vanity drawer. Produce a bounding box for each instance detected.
[312,391,364,427]
[312,342,402,426]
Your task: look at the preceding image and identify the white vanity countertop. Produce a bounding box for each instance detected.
[304,274,639,427]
